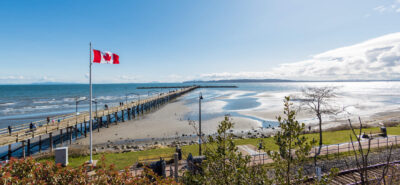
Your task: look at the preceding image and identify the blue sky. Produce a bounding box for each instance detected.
[1,0,400,83]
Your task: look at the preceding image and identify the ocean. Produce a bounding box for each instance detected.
[1,82,399,129]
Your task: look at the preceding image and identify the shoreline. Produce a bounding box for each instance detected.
[74,94,400,153]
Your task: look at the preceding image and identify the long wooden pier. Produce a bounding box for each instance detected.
[137,85,238,89]
[0,86,198,159]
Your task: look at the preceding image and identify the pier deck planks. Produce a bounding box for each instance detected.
[0,86,197,147]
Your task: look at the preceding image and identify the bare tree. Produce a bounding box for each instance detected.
[347,117,394,185]
[295,86,339,166]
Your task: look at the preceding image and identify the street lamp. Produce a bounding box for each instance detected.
[75,97,98,121]
[126,93,140,105]
[92,99,98,118]
[75,97,87,123]
[147,90,159,97]
[199,92,203,156]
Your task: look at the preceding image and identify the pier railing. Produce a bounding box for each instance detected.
[0,86,198,149]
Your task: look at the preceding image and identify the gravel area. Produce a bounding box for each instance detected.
[302,146,400,175]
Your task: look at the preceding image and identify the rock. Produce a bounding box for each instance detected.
[150,144,165,149]
[122,149,133,153]
[121,145,126,150]
[113,145,120,150]
[107,144,111,148]
[101,146,105,150]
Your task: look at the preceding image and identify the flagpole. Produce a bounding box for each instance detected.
[89,42,93,164]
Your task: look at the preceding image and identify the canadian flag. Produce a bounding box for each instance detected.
[92,49,119,64]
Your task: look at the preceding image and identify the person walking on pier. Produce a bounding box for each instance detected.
[29,122,36,132]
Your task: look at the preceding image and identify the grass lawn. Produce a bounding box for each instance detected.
[38,126,400,170]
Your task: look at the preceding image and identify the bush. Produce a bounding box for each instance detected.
[182,116,270,185]
[0,156,178,184]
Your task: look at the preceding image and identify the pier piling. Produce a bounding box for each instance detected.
[60,129,63,145]
[21,141,25,158]
[27,139,31,156]
[39,136,42,153]
[0,86,199,158]
[69,127,72,145]
[49,133,53,151]
[8,144,11,159]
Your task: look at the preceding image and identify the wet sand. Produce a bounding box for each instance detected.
[80,95,261,146]
[79,94,400,147]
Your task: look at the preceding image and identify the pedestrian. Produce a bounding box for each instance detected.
[47,117,50,124]
[30,122,34,131]
[8,126,11,135]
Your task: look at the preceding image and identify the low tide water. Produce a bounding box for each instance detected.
[1,81,400,129]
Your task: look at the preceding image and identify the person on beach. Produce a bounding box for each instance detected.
[8,126,11,135]
[29,122,36,131]
[47,117,50,124]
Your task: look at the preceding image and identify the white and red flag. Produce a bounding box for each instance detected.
[92,49,119,64]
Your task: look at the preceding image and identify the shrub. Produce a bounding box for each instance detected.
[182,116,271,185]
[0,156,178,184]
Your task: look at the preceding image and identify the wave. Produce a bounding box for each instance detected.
[63,97,86,102]
[0,102,16,106]
[0,104,71,114]
[96,96,121,101]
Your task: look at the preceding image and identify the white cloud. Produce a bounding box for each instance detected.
[373,0,400,13]
[198,32,400,81]
[40,76,55,82]
[0,75,60,84]
[374,5,387,12]
[0,75,24,80]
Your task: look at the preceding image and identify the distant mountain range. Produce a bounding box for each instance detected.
[183,79,400,83]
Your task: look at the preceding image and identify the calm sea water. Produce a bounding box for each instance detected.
[0,82,399,129]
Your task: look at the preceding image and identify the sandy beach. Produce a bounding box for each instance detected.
[80,94,262,146]
[78,90,400,149]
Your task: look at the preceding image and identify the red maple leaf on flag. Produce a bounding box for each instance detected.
[103,53,111,61]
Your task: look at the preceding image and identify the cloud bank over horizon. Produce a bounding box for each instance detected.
[1,32,400,84]
[199,32,400,81]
